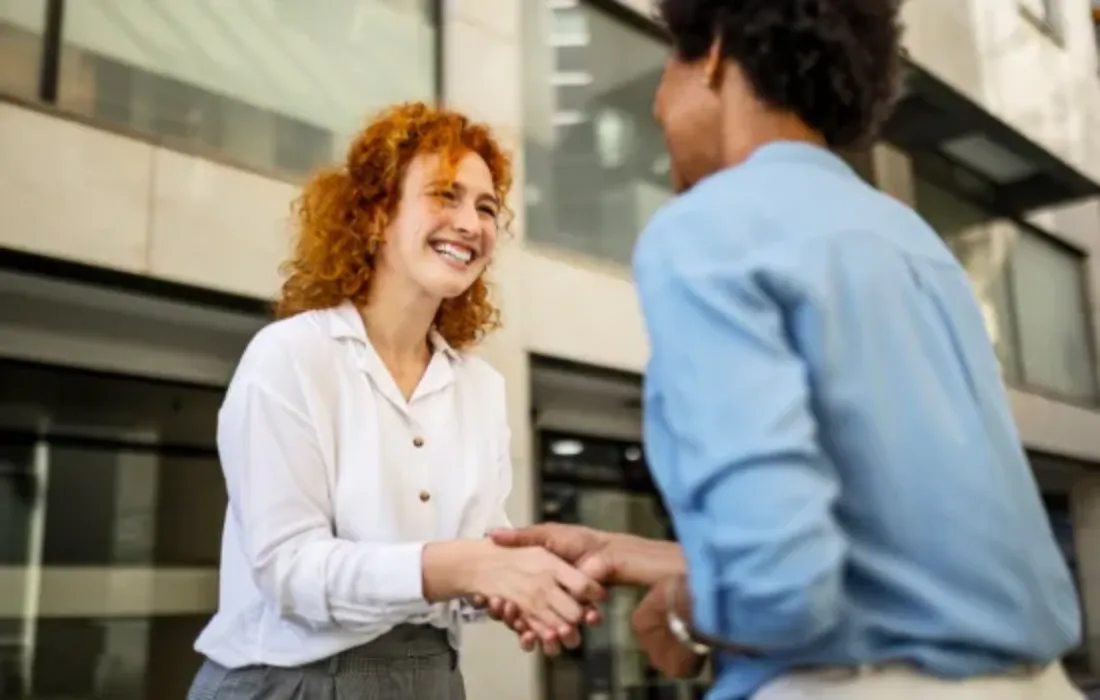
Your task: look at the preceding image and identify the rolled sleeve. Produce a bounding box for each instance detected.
[634,214,849,650]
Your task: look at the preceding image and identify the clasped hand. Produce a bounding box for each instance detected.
[470,524,704,679]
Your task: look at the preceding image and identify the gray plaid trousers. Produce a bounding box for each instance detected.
[187,625,465,700]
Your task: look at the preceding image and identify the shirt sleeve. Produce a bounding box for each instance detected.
[218,343,432,631]
[633,213,849,650]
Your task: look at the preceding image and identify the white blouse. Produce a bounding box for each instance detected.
[194,300,513,668]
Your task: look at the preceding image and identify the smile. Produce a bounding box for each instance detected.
[430,241,476,267]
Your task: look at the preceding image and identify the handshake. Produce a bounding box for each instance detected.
[466,523,705,679]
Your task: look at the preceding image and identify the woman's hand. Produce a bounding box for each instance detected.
[472,595,601,655]
[468,544,604,642]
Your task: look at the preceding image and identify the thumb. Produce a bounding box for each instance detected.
[488,528,522,546]
[577,551,612,583]
[490,526,548,548]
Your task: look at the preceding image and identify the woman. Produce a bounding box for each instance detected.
[187,102,602,700]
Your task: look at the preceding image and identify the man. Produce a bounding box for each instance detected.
[491,0,1084,698]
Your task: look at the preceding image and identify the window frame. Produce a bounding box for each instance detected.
[521,0,673,267]
[20,0,447,180]
[913,159,1100,407]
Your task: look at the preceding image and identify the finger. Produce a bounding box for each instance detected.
[487,597,506,620]
[488,526,541,548]
[544,587,585,635]
[507,601,528,633]
[577,551,612,583]
[519,630,538,652]
[470,594,487,608]
[541,635,563,657]
[524,596,578,641]
[553,561,605,604]
[502,600,520,624]
[583,605,602,626]
[519,611,559,644]
[559,625,582,650]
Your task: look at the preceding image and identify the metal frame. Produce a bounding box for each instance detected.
[583,0,668,42]
[35,0,64,103]
[430,0,445,103]
[0,247,270,318]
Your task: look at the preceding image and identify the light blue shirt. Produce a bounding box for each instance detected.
[633,142,1081,700]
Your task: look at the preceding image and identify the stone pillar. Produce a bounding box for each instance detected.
[871,143,917,206]
[443,2,540,699]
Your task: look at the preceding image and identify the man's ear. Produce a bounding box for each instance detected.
[704,35,724,90]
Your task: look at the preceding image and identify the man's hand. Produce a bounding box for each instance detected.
[631,577,706,679]
[490,523,612,570]
[490,524,685,588]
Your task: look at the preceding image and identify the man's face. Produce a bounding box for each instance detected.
[653,53,722,193]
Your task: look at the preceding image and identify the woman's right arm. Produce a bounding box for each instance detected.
[220,335,600,633]
[219,376,429,630]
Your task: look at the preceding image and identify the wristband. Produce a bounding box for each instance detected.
[665,576,711,656]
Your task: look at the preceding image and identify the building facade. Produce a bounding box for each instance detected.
[1,0,1099,698]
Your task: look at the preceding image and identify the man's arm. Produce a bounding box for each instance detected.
[490,525,685,588]
[632,213,849,651]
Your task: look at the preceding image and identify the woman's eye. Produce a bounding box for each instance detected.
[434,189,458,202]
[478,206,498,217]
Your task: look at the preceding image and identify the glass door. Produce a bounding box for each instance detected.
[539,432,709,700]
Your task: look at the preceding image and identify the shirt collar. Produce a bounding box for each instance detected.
[327,299,461,362]
[742,140,856,178]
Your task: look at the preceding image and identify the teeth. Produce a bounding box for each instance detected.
[431,242,474,264]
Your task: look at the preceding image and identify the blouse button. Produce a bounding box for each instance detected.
[419,490,431,503]
[413,436,425,448]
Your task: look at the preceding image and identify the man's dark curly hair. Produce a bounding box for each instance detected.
[656,0,903,149]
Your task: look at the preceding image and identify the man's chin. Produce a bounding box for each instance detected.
[670,169,693,195]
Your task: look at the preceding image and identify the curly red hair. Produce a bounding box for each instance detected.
[275,102,513,350]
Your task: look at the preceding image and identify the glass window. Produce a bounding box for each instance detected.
[0,361,226,567]
[0,360,224,699]
[915,175,1098,403]
[539,432,712,700]
[914,176,1022,382]
[0,0,46,98]
[53,0,438,175]
[0,614,209,700]
[523,2,672,265]
[1011,232,1096,403]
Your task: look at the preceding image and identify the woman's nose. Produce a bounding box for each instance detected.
[452,201,480,234]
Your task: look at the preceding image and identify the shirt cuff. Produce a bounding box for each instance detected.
[683,524,724,640]
[456,598,489,623]
[365,542,428,602]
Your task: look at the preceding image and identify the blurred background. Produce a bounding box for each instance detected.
[1,0,1100,698]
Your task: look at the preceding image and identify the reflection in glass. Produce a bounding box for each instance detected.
[51,0,437,174]
[0,360,224,698]
[0,614,210,700]
[523,2,673,265]
[0,0,45,98]
[0,362,226,567]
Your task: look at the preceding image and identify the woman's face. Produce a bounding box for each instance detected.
[379,151,500,301]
